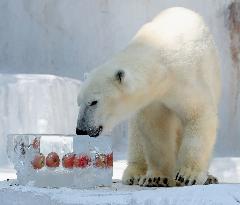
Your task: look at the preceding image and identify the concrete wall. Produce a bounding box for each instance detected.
[0,0,239,157]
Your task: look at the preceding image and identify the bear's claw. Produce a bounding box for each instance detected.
[139,176,174,187]
[204,175,218,185]
[175,172,219,186]
[123,176,141,185]
[137,174,218,187]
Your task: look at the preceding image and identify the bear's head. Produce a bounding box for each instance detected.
[76,53,167,137]
[76,62,156,137]
[76,66,131,137]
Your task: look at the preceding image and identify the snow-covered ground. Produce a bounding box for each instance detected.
[1,159,240,205]
[1,180,240,205]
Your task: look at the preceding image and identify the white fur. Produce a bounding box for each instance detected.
[77,7,221,185]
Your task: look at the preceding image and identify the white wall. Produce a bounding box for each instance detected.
[0,0,239,157]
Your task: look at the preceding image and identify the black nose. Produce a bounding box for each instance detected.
[76,128,88,135]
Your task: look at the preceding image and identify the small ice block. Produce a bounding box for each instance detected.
[7,134,113,188]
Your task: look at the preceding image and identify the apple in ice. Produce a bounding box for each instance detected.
[94,154,107,168]
[106,152,113,168]
[32,137,40,150]
[74,155,91,168]
[46,152,60,168]
[31,153,45,169]
[62,153,75,169]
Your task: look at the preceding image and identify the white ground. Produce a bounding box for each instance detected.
[1,158,240,205]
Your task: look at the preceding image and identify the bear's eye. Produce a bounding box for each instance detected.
[89,100,98,106]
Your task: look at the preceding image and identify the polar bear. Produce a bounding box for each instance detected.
[76,7,220,186]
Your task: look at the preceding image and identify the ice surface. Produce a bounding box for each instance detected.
[7,134,113,188]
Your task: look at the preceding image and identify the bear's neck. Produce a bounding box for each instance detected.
[107,44,172,112]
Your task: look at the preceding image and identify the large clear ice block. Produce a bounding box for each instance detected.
[7,134,112,188]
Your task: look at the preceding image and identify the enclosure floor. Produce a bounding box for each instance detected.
[0,159,240,205]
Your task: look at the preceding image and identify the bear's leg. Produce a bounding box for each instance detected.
[122,117,147,185]
[174,113,218,186]
[135,104,182,187]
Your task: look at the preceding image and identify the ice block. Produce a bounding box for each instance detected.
[7,134,113,188]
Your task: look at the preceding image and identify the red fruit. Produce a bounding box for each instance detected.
[106,153,113,168]
[46,152,60,168]
[31,153,45,169]
[94,154,107,168]
[74,155,90,168]
[32,138,40,150]
[62,153,75,169]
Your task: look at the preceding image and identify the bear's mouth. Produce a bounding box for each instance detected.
[76,126,103,137]
[88,126,103,137]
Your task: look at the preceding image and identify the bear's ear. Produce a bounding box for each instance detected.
[114,70,125,84]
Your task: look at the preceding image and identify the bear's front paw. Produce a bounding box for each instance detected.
[204,175,219,185]
[122,165,145,185]
[122,175,141,185]
[175,168,206,186]
[175,168,218,186]
[138,176,174,187]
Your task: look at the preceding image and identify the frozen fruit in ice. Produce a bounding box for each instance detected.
[62,153,75,169]
[31,153,45,169]
[32,138,40,150]
[94,154,107,168]
[46,152,60,168]
[106,153,113,168]
[74,155,91,168]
